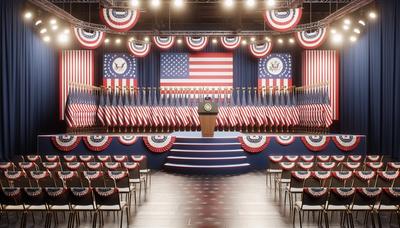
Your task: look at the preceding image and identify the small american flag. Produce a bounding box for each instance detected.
[160,53,233,92]
[103,53,137,90]
[258,53,292,89]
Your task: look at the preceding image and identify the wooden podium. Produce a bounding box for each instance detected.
[198,101,218,137]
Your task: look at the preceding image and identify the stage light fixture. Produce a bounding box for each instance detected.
[343,19,351,25]
[104,38,110,44]
[349,36,357,42]
[150,0,161,9]
[115,38,121,44]
[130,0,140,7]
[342,25,350,30]
[57,33,69,44]
[177,38,182,44]
[330,28,337,34]
[24,11,33,20]
[144,36,150,42]
[266,0,276,7]
[245,0,256,9]
[224,0,234,9]
[173,0,184,8]
[129,37,135,42]
[331,33,343,44]
[358,20,366,26]
[241,40,247,45]
[368,11,377,19]
[353,28,361,34]
[289,38,295,44]
[49,19,57,25]
[212,38,217,44]
[43,35,51,42]
[250,37,256,42]
[40,28,47,34]
[264,36,271,42]
[35,20,42,26]
[51,25,59,31]
[277,38,283,44]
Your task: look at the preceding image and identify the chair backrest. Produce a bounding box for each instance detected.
[375,171,399,187]
[45,187,70,206]
[353,171,376,187]
[108,171,129,188]
[57,171,82,187]
[290,171,311,189]
[79,155,94,162]
[104,162,122,171]
[268,156,284,170]
[62,155,77,162]
[123,162,140,179]
[23,187,46,206]
[85,162,103,171]
[94,187,120,207]
[29,170,55,187]
[113,155,128,162]
[0,162,15,171]
[328,187,355,206]
[317,162,337,171]
[5,170,31,187]
[312,171,332,187]
[330,171,353,187]
[342,162,362,171]
[284,155,299,162]
[302,187,328,206]
[96,155,111,162]
[279,162,296,179]
[44,155,60,162]
[131,155,148,170]
[365,162,385,171]
[353,187,381,206]
[300,155,315,162]
[83,171,105,188]
[42,162,61,172]
[70,187,95,207]
[347,155,363,162]
[386,162,400,171]
[316,155,331,162]
[379,188,400,208]
[296,162,314,171]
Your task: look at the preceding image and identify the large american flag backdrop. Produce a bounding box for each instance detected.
[59,50,94,120]
[160,53,233,92]
[258,53,293,89]
[103,53,137,90]
[302,50,339,120]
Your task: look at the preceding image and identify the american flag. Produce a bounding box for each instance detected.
[258,53,292,89]
[160,53,233,92]
[103,53,137,90]
[302,50,339,120]
[59,50,94,120]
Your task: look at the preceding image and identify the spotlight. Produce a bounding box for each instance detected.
[342,25,350,30]
[353,28,361,34]
[266,0,276,7]
[330,28,337,34]
[128,37,135,42]
[150,0,161,9]
[35,20,42,26]
[331,33,343,44]
[51,25,58,31]
[277,38,283,44]
[49,19,57,25]
[130,0,140,7]
[245,0,256,9]
[173,0,184,8]
[368,11,377,19]
[343,19,351,25]
[177,38,182,44]
[358,20,366,26]
[43,35,51,42]
[104,38,110,44]
[57,33,69,44]
[250,37,256,42]
[144,36,150,42]
[115,38,121,44]
[289,38,295,44]
[24,11,32,20]
[241,40,247,45]
[349,36,357,42]
[212,38,217,44]
[224,0,234,9]
[264,36,271,42]
[40,28,47,34]
[63,28,70,34]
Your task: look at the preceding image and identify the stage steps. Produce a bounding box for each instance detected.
[164,137,250,175]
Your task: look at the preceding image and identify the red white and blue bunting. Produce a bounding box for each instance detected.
[301,135,330,152]
[3,188,21,197]
[185,36,208,51]
[104,162,120,170]
[73,27,105,49]
[100,8,140,32]
[52,135,81,152]
[304,187,328,197]
[79,155,94,162]
[0,162,13,170]
[66,162,82,170]
[45,155,59,162]
[384,188,400,198]
[348,155,363,162]
[298,162,314,170]
[279,162,296,170]
[316,155,330,162]
[332,171,353,180]
[249,42,273,58]
[95,187,117,197]
[263,8,303,32]
[285,155,299,162]
[332,155,346,162]
[378,171,399,181]
[118,135,138,146]
[332,135,361,151]
[220,36,241,50]
[122,162,139,170]
[97,155,111,162]
[143,135,176,153]
[300,155,314,162]
[343,162,361,170]
[19,162,35,170]
[108,171,128,180]
[366,162,384,170]
[83,135,113,151]
[317,162,336,170]
[26,155,41,162]
[332,187,355,197]
[358,188,382,197]
[5,171,24,180]
[275,135,295,146]
[63,155,77,162]
[46,188,66,197]
[269,155,284,163]
[86,162,102,170]
[113,155,128,162]
[42,162,60,170]
[292,171,311,180]
[354,171,375,180]
[366,155,381,162]
[83,171,103,180]
[71,187,91,197]
[58,171,77,180]
[295,27,327,49]
[30,171,49,180]
[239,135,271,153]
[388,162,400,170]
[313,171,331,180]
[153,36,175,50]
[128,40,151,57]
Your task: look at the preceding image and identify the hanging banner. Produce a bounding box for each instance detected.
[295,27,327,49]
[153,36,175,50]
[239,135,271,153]
[52,135,81,152]
[100,8,140,32]
[263,8,302,32]
[143,135,176,153]
[73,27,105,49]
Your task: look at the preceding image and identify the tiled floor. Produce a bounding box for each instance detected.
[1,171,395,227]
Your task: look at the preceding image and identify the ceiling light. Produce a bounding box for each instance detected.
[264,36,271,42]
[144,36,150,42]
[49,19,57,25]
[24,12,32,20]
[43,35,51,42]
[63,28,70,34]
[130,0,140,7]
[129,37,135,42]
[358,20,366,26]
[40,28,47,34]
[331,33,343,44]
[224,0,234,9]
[173,0,184,8]
[343,19,351,25]
[177,38,182,44]
[51,25,58,31]
[342,24,350,30]
[150,0,161,9]
[349,36,357,42]
[57,33,69,44]
[250,37,256,42]
[266,0,275,7]
[277,38,283,44]
[104,38,110,44]
[330,28,337,34]
[35,20,42,26]
[289,38,295,44]
[115,38,121,44]
[368,11,377,19]
[353,28,361,34]
[241,40,247,45]
[212,38,217,44]
[245,0,256,8]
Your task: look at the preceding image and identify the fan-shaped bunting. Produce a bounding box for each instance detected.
[185,36,208,51]
[128,41,151,57]
[263,8,303,32]
[220,36,241,50]
[295,27,327,49]
[239,135,271,153]
[52,135,81,152]
[100,8,140,32]
[73,27,105,49]
[249,42,273,58]
[153,36,175,50]
[83,135,113,151]
[332,135,361,151]
[301,135,330,152]
[143,135,176,153]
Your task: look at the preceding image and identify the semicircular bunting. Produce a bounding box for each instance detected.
[185,36,208,51]
[263,8,303,32]
[220,36,241,50]
[118,135,138,146]
[128,41,151,57]
[275,135,295,146]
[153,36,175,50]
[301,135,330,152]
[52,135,81,152]
[143,135,176,153]
[100,8,140,32]
[249,42,273,58]
[295,27,327,49]
[332,135,361,151]
[239,135,271,153]
[83,135,113,151]
[73,27,105,49]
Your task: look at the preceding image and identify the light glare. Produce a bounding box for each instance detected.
[173,0,184,8]
[43,35,51,42]
[224,0,234,9]
[369,11,377,19]
[245,0,256,8]
[24,12,32,20]
[150,0,161,9]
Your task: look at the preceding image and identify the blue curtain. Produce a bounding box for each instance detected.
[0,0,59,160]
[340,0,400,159]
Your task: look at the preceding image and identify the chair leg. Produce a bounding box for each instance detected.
[324,211,329,228]
[299,210,303,228]
[349,212,355,228]
[376,211,382,228]
[370,211,376,228]
[120,209,124,228]
[92,212,97,228]
[293,208,296,228]
[126,207,129,226]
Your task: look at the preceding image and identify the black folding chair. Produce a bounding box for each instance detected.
[94,187,129,228]
[374,187,400,228]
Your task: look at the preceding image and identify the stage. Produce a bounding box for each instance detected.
[38,132,366,174]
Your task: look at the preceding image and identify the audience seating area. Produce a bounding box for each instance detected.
[266,155,400,228]
[0,154,151,228]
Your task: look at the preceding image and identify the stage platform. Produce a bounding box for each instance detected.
[38,132,366,174]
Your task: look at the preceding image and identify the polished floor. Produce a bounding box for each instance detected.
[1,171,396,228]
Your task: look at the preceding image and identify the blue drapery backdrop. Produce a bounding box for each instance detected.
[340,0,400,159]
[0,0,59,160]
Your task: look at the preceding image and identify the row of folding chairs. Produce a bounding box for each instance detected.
[292,187,400,228]
[18,154,147,163]
[268,155,391,163]
[0,186,129,228]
